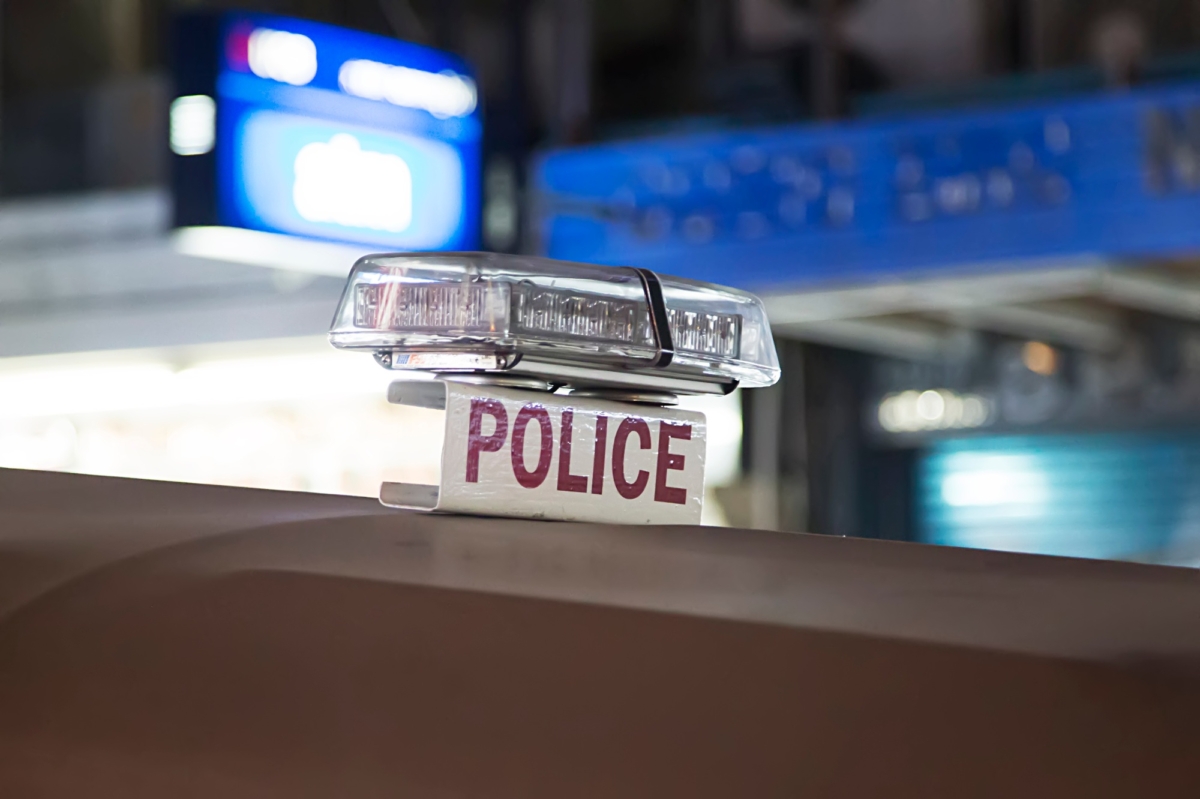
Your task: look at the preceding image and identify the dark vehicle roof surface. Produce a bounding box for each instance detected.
[1,467,1198,797]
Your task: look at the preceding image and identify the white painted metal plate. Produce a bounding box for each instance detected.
[381,381,706,524]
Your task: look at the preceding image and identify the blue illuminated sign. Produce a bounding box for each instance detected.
[919,432,1194,561]
[171,12,480,250]
[534,81,1200,292]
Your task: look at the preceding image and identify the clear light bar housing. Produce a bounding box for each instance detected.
[329,253,780,389]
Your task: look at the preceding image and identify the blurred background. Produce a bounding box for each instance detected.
[6,0,1200,563]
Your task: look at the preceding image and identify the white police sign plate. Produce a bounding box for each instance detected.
[380,380,706,524]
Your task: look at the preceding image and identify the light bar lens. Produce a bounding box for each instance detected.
[667,307,740,358]
[355,282,508,333]
[514,285,648,346]
[330,253,779,387]
[509,284,741,358]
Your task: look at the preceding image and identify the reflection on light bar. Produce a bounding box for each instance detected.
[171,226,373,276]
[338,58,477,118]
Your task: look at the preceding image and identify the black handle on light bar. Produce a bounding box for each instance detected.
[632,267,675,369]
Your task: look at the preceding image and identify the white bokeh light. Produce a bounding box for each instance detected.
[169,95,216,156]
[338,59,477,119]
[940,453,1049,510]
[292,134,413,232]
[248,28,318,86]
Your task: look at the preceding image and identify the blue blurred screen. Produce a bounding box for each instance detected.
[919,432,1200,561]
[534,82,1200,292]
[211,13,480,249]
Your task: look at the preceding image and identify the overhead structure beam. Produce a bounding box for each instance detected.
[756,259,1200,357]
[936,299,1126,353]
[1101,270,1200,321]
[774,315,964,362]
[761,258,1110,325]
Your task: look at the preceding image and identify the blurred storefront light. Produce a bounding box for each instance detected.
[919,433,1200,561]
[1022,340,1059,376]
[292,133,413,232]
[0,350,385,419]
[169,95,216,156]
[877,388,990,433]
[939,452,1049,511]
[228,111,465,249]
[338,59,477,119]
[172,12,480,252]
[246,28,318,86]
[0,340,440,496]
[0,340,744,521]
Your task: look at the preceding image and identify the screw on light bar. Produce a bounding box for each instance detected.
[329,253,780,392]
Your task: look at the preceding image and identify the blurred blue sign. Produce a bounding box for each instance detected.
[534,82,1200,292]
[171,12,480,250]
[919,432,1200,562]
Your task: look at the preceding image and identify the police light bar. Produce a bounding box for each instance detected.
[330,253,780,525]
[329,252,780,395]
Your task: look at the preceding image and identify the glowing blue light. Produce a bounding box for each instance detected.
[920,433,1193,560]
[232,111,465,249]
[174,11,481,251]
